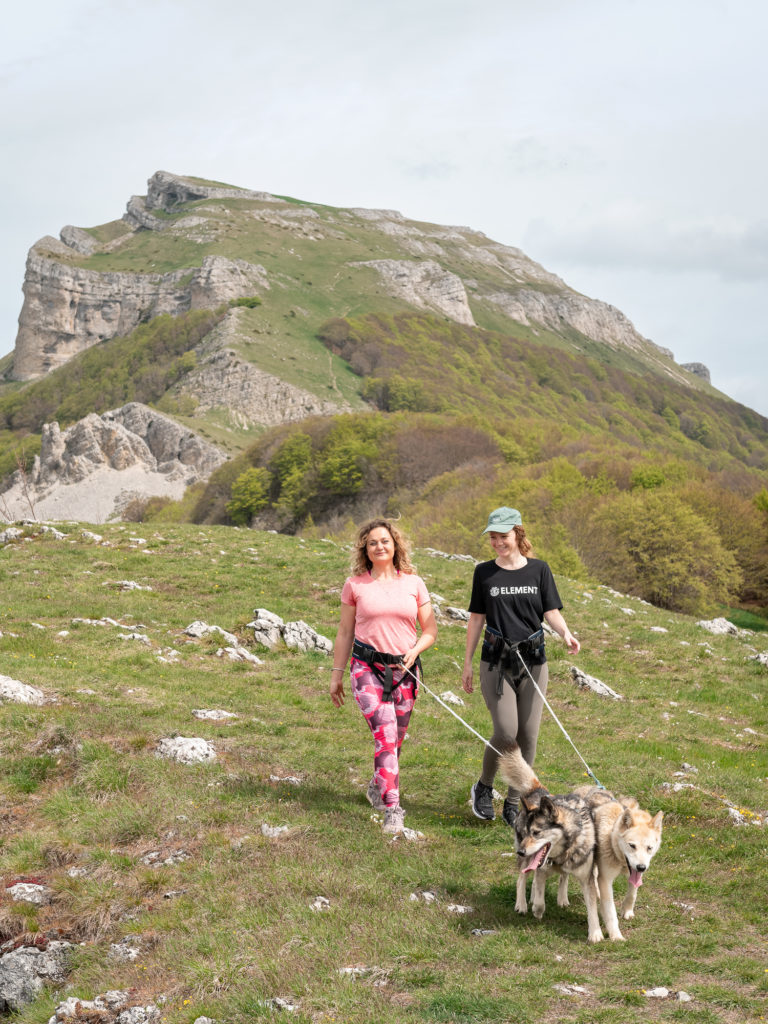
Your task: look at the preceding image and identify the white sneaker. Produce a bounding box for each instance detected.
[366,778,386,811]
[383,805,406,834]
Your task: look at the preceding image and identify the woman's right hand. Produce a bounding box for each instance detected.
[330,673,345,707]
[461,666,474,694]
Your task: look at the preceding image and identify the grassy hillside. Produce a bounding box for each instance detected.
[1,522,766,1023]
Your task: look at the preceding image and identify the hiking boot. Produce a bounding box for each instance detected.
[366,777,386,811]
[502,798,517,829]
[383,805,406,834]
[470,780,495,821]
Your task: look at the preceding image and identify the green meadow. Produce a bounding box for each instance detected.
[1,522,766,1023]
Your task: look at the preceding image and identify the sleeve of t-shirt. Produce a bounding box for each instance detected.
[540,563,562,612]
[468,564,486,615]
[340,577,356,606]
[415,576,430,606]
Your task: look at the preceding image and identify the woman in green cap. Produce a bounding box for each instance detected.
[461,507,580,825]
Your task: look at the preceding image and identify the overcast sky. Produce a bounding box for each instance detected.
[3,0,767,417]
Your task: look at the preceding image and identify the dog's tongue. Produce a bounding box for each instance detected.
[629,869,644,888]
[522,845,549,874]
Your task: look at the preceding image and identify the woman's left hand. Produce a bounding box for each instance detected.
[563,631,581,655]
[400,648,419,672]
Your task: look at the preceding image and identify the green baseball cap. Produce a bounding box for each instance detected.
[482,506,522,534]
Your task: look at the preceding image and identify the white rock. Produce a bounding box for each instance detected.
[644,987,670,999]
[0,676,45,705]
[282,620,332,654]
[192,709,237,721]
[184,621,238,646]
[438,691,465,706]
[155,737,216,764]
[215,645,263,664]
[553,983,590,996]
[261,823,290,838]
[7,883,52,905]
[697,617,737,635]
[569,667,623,700]
[447,904,474,914]
[310,896,330,912]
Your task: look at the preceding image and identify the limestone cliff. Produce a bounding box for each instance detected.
[7,170,699,391]
[0,403,226,522]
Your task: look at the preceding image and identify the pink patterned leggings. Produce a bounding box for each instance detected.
[350,656,417,809]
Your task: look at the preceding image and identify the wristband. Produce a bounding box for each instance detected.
[331,667,345,673]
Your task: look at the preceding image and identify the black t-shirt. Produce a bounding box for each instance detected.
[468,558,562,660]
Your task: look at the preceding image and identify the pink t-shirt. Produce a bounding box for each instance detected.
[341,571,430,655]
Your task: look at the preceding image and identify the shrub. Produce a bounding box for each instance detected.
[226,467,271,525]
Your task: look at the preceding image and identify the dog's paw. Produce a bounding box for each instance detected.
[622,909,635,921]
[608,931,626,941]
[532,902,545,920]
[588,929,604,943]
[557,893,570,908]
[515,899,528,915]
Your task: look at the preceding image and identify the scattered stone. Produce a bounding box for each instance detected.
[649,626,668,633]
[338,966,373,978]
[118,632,152,645]
[282,620,332,654]
[410,891,437,903]
[0,940,72,1013]
[0,527,24,544]
[7,883,52,905]
[106,580,153,591]
[621,607,636,616]
[310,896,330,912]
[81,529,103,542]
[140,850,190,867]
[215,646,263,664]
[644,987,670,998]
[0,676,46,705]
[261,823,290,838]
[471,929,497,936]
[392,827,425,842]
[108,937,142,962]
[697,617,737,635]
[192,709,237,721]
[116,1006,161,1023]
[750,652,768,667]
[569,667,623,700]
[248,608,284,649]
[185,621,238,646]
[47,990,134,1023]
[269,774,301,785]
[446,904,474,914]
[445,607,470,622]
[39,525,67,540]
[423,548,476,562]
[438,691,465,706]
[265,996,299,1012]
[155,736,216,764]
[553,983,590,996]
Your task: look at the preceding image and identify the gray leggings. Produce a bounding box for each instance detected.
[479,658,548,799]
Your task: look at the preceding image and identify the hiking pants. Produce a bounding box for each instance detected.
[479,658,548,800]
[350,656,417,809]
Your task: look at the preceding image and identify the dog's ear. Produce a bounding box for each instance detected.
[652,810,664,832]
[520,795,537,813]
[620,808,634,830]
[539,794,556,816]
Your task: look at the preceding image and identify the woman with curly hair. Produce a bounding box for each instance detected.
[330,518,437,834]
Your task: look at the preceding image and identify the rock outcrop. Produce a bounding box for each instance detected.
[354,259,476,326]
[0,402,225,522]
[682,361,711,382]
[11,247,268,380]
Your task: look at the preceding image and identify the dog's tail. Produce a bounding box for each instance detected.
[498,741,543,803]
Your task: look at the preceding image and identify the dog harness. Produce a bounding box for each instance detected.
[482,626,545,695]
[351,638,421,702]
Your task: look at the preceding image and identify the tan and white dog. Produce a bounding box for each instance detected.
[590,797,663,941]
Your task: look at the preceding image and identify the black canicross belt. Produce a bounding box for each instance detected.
[482,626,545,694]
[351,639,421,702]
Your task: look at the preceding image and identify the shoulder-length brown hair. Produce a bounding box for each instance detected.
[352,518,415,575]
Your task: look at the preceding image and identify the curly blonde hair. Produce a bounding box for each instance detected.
[352,518,415,575]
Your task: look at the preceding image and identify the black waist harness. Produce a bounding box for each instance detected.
[481,626,545,695]
[351,638,421,702]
